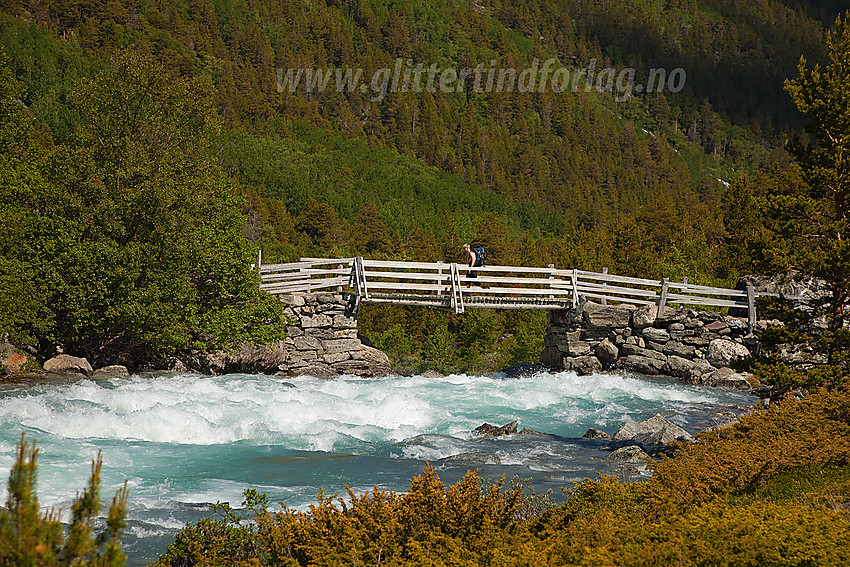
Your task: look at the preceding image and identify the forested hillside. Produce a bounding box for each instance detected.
[0,0,844,371]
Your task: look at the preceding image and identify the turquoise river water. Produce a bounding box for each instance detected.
[0,370,753,565]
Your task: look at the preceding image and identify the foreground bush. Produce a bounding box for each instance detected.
[157,386,850,566]
[0,434,129,566]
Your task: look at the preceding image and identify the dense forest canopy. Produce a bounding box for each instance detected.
[0,0,846,372]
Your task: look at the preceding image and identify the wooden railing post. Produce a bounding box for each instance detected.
[256,249,262,274]
[449,263,464,314]
[601,267,608,305]
[571,269,579,306]
[357,257,368,299]
[437,261,443,297]
[746,285,757,330]
[658,277,670,314]
[348,260,358,291]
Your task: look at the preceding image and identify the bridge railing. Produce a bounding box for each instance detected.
[258,257,756,326]
[258,258,352,295]
[354,260,578,311]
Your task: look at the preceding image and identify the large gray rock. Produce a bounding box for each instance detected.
[682,359,717,384]
[293,336,322,351]
[300,314,333,328]
[631,305,658,329]
[474,421,518,437]
[324,338,362,355]
[613,413,694,444]
[642,327,670,343]
[333,314,358,329]
[43,355,92,375]
[278,294,306,307]
[617,354,665,375]
[352,344,391,365]
[581,302,632,331]
[323,352,351,364]
[439,451,501,465]
[569,355,603,375]
[560,341,592,356]
[664,355,695,378]
[656,307,688,325]
[605,445,652,462]
[284,362,337,378]
[707,339,751,368]
[92,365,130,378]
[595,339,619,365]
[620,344,666,361]
[583,428,612,440]
[731,273,830,318]
[703,367,754,389]
[663,341,696,358]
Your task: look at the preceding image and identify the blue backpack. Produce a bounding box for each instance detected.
[473,246,486,267]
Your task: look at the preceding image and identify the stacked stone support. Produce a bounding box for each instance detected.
[279,293,392,377]
[541,301,757,389]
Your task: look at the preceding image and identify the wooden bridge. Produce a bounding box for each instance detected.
[257,257,758,328]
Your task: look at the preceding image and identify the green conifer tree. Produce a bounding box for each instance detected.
[783,11,850,336]
[0,434,129,566]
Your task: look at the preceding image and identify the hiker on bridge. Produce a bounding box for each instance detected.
[463,243,485,279]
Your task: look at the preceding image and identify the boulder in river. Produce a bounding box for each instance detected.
[605,445,653,463]
[439,451,502,465]
[92,365,130,378]
[517,427,548,436]
[569,355,603,376]
[474,421,518,437]
[702,367,754,389]
[613,413,695,445]
[583,428,612,440]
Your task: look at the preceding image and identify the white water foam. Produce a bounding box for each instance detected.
[1,371,734,452]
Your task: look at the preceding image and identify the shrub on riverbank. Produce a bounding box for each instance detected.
[156,384,850,566]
